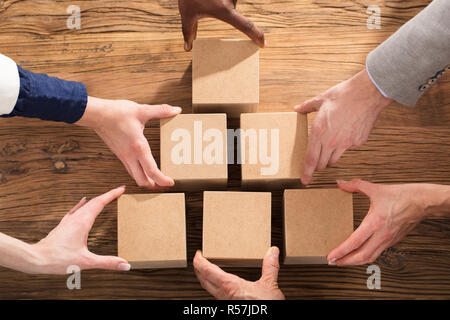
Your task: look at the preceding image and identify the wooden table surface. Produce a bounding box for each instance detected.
[0,0,449,299]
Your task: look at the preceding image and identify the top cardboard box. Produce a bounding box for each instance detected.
[283,189,353,264]
[192,38,259,118]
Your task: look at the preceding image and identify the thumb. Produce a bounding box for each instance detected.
[260,247,281,284]
[294,97,323,113]
[220,9,265,48]
[337,178,376,197]
[141,104,182,121]
[85,253,131,272]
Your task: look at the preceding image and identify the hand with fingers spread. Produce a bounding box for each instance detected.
[328,179,450,266]
[194,247,285,300]
[76,97,181,189]
[178,0,265,51]
[0,187,130,274]
[294,69,393,185]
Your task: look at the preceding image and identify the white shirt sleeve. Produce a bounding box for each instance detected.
[0,54,20,115]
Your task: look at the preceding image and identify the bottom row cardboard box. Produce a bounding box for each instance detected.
[117,189,353,269]
[283,189,354,264]
[202,191,272,267]
[118,193,187,269]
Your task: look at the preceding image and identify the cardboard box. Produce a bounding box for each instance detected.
[202,191,271,267]
[160,114,228,191]
[283,189,353,264]
[192,38,259,118]
[240,112,308,190]
[118,193,187,269]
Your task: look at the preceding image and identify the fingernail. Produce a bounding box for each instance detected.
[184,42,191,51]
[271,247,278,257]
[328,257,336,265]
[336,179,347,185]
[172,106,182,113]
[118,263,131,271]
[264,39,267,47]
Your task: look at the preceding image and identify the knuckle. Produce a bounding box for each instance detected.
[382,230,395,241]
[137,180,148,188]
[311,121,324,135]
[146,167,157,177]
[366,256,376,264]
[160,104,172,115]
[372,216,386,230]
[222,279,239,298]
[353,137,366,147]
[305,153,318,167]
[358,253,371,264]
[131,141,145,154]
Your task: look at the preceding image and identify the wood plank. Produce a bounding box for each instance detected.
[0,0,449,299]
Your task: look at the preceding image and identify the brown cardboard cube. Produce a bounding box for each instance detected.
[160,114,228,191]
[202,191,271,267]
[240,112,308,190]
[118,193,186,269]
[192,38,259,118]
[283,189,353,264]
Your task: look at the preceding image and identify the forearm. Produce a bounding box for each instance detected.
[0,53,87,123]
[417,184,450,218]
[0,232,43,274]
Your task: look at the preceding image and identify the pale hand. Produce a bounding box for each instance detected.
[328,179,435,266]
[194,247,285,300]
[31,186,130,274]
[77,97,182,189]
[295,69,393,185]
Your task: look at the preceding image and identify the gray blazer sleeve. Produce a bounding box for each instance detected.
[366,0,450,107]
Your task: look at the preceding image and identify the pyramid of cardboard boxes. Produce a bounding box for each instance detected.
[118,39,354,269]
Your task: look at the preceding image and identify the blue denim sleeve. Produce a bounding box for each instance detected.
[0,66,88,124]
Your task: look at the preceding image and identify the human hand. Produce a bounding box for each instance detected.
[294,69,393,185]
[178,0,265,51]
[328,179,432,266]
[193,247,285,300]
[76,97,182,189]
[31,186,130,274]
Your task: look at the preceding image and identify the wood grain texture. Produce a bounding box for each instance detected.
[0,0,449,299]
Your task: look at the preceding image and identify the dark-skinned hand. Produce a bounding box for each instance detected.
[178,0,265,51]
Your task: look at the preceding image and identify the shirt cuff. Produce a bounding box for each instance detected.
[366,61,390,100]
[1,65,88,124]
[0,54,20,115]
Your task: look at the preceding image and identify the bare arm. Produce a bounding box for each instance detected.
[0,187,130,274]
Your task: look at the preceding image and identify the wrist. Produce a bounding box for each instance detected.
[20,242,50,274]
[75,96,109,129]
[416,184,450,218]
[361,68,393,112]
